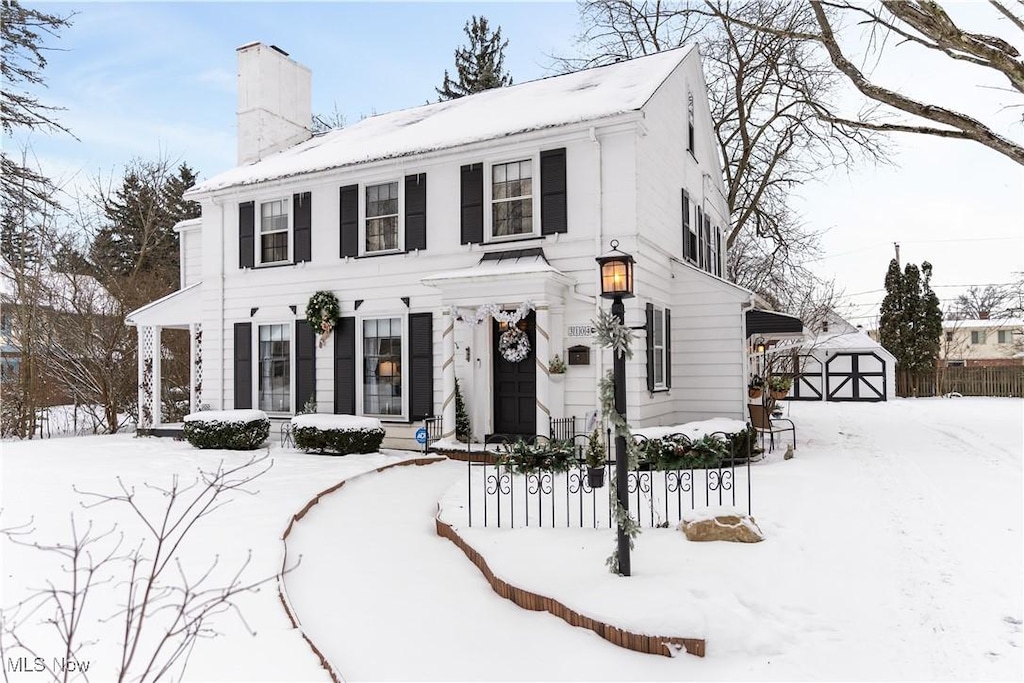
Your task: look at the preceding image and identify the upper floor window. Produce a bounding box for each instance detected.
[970,330,986,345]
[492,160,533,238]
[945,331,954,342]
[0,313,10,336]
[997,329,1013,344]
[686,91,695,154]
[260,199,290,264]
[366,182,400,253]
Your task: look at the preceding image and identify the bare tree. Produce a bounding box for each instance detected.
[558,0,878,310]
[712,0,1024,166]
[0,454,283,683]
[951,284,1014,319]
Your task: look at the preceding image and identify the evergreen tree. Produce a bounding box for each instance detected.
[455,377,471,442]
[878,258,943,380]
[436,16,513,101]
[90,160,198,295]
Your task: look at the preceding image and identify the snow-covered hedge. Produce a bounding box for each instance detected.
[183,410,270,450]
[291,414,385,455]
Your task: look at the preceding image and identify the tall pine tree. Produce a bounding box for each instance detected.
[879,258,943,389]
[436,16,513,101]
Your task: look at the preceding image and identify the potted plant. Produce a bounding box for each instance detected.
[747,375,765,399]
[585,427,606,488]
[768,374,792,400]
[549,354,567,381]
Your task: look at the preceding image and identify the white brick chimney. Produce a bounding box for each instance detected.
[236,42,312,165]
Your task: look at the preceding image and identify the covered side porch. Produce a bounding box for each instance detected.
[126,283,203,436]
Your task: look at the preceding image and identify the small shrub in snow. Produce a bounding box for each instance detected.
[183,410,270,450]
[291,414,384,455]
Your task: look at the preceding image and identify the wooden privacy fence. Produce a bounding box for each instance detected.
[897,366,1024,397]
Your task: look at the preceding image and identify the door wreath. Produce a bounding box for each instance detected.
[498,327,531,363]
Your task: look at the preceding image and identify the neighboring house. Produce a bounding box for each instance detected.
[128,42,758,446]
[940,317,1023,367]
[0,262,116,398]
[767,310,896,402]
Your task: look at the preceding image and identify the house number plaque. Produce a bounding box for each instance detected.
[567,325,596,337]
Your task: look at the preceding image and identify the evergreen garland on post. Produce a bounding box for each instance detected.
[436,16,513,101]
[593,311,641,574]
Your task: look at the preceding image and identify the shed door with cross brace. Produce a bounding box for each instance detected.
[826,352,887,402]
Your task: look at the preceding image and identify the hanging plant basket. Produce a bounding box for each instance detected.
[306,290,341,348]
[748,387,763,399]
[498,327,531,363]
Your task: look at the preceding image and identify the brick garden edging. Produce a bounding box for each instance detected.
[435,515,706,658]
[278,456,446,683]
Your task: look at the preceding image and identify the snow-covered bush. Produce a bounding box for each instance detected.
[291,414,385,455]
[183,410,270,450]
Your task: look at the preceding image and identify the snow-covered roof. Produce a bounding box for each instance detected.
[0,262,116,314]
[126,282,201,327]
[189,47,694,195]
[771,329,896,361]
[942,318,1022,330]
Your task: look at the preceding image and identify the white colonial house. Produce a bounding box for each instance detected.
[128,42,762,447]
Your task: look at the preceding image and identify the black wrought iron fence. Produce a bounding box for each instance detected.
[465,429,754,529]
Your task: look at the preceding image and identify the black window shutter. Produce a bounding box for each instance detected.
[540,148,567,235]
[697,207,706,269]
[665,308,672,390]
[645,303,655,394]
[681,190,691,261]
[294,192,312,263]
[339,185,359,258]
[460,163,483,245]
[405,173,427,252]
[296,320,316,412]
[703,214,712,272]
[333,316,356,414]
[715,227,723,276]
[233,322,252,409]
[239,202,255,269]
[409,312,433,420]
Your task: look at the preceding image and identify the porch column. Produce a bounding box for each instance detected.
[190,323,203,414]
[535,304,551,438]
[441,308,457,440]
[151,326,163,427]
[137,326,152,430]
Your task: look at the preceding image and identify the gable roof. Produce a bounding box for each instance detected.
[189,47,695,196]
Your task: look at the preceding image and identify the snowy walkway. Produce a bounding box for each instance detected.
[284,459,696,681]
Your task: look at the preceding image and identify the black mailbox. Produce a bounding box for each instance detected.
[567,345,590,366]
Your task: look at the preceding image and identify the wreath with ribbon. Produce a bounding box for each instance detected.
[499,327,531,363]
[305,290,341,348]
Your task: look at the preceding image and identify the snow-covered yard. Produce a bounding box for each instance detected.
[2,398,1022,681]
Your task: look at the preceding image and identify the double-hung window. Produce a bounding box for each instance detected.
[260,199,290,264]
[970,330,986,345]
[997,329,1013,344]
[363,317,403,417]
[652,307,667,389]
[686,91,695,155]
[491,160,533,238]
[365,182,400,253]
[258,323,291,412]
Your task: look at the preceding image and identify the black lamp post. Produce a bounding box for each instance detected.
[596,240,635,577]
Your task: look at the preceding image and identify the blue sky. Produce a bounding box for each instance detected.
[14,1,1024,324]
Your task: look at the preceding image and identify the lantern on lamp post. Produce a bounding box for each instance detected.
[595,240,634,576]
